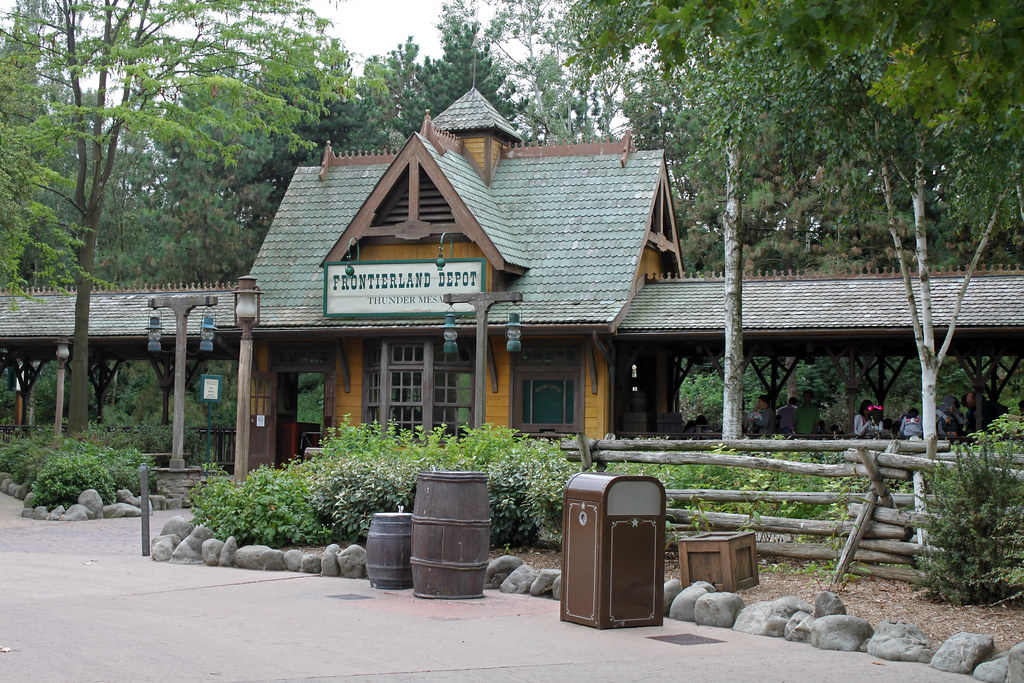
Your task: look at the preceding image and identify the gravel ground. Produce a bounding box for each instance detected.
[498,547,1024,654]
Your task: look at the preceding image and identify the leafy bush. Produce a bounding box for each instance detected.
[310,423,574,546]
[917,424,1024,605]
[0,433,54,485]
[190,462,331,547]
[32,452,116,509]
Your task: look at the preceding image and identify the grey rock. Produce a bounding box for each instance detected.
[663,579,682,615]
[974,657,1008,683]
[552,574,562,601]
[32,505,47,520]
[78,489,103,520]
[500,564,540,594]
[218,537,238,567]
[337,545,367,579]
[694,592,745,628]
[103,503,142,518]
[669,584,711,622]
[321,544,341,577]
[0,476,10,491]
[46,505,66,521]
[148,495,167,510]
[61,504,90,522]
[169,537,203,565]
[260,548,285,571]
[235,545,273,570]
[151,537,175,562]
[202,538,225,566]
[1010,641,1024,683]
[485,555,524,589]
[734,597,814,637]
[810,615,874,652]
[14,482,30,499]
[21,508,33,518]
[867,620,934,663]
[182,526,213,552]
[283,549,303,572]
[931,633,996,674]
[116,489,134,503]
[166,497,183,510]
[152,534,182,553]
[785,611,815,643]
[159,515,194,539]
[530,569,561,597]
[814,590,847,618]
[23,492,35,508]
[300,553,322,574]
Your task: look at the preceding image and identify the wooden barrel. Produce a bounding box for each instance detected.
[365,513,413,590]
[411,471,490,599]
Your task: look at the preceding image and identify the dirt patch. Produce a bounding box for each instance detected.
[495,547,1024,653]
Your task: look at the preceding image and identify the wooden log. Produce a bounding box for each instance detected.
[666,489,920,506]
[855,447,894,508]
[564,449,910,480]
[561,437,949,455]
[848,503,930,527]
[756,541,913,566]
[832,490,877,586]
[576,433,592,471]
[666,508,908,539]
[848,564,925,583]
[857,538,925,556]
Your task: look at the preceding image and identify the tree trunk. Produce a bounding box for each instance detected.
[722,143,744,439]
[68,217,99,433]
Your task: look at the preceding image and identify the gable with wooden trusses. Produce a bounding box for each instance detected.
[249,90,682,330]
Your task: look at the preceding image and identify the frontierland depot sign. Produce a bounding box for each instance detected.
[324,259,486,316]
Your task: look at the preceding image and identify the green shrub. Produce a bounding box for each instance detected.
[311,424,573,546]
[32,453,116,509]
[310,457,421,542]
[0,433,56,485]
[190,462,331,547]
[917,428,1024,605]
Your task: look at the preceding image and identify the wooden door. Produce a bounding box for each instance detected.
[248,371,277,470]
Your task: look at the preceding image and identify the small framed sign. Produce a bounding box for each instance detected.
[200,374,222,403]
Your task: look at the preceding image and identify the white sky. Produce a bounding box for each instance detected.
[318,0,452,68]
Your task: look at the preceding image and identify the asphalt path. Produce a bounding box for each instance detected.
[0,492,968,682]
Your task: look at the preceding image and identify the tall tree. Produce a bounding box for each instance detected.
[1,0,349,431]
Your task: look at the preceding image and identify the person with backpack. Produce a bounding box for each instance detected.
[936,394,965,438]
[900,408,924,439]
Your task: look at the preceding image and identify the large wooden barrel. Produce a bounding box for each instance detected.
[410,471,490,599]
[365,512,413,590]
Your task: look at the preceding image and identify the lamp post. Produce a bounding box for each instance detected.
[233,275,261,483]
[148,295,219,469]
[54,338,70,438]
[441,292,523,428]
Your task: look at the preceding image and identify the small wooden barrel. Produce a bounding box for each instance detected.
[365,512,413,590]
[411,471,490,599]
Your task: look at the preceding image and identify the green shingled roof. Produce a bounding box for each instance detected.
[250,131,664,329]
[432,88,521,142]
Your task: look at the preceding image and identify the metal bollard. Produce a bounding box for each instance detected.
[140,464,150,557]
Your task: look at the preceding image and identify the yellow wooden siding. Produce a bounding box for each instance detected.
[638,246,662,281]
[254,340,269,372]
[485,342,512,427]
[491,142,502,173]
[584,347,610,438]
[463,137,486,171]
[335,338,363,426]
[360,242,497,289]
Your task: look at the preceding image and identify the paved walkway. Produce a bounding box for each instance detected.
[0,492,967,682]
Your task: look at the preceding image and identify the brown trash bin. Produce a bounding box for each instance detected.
[410,471,490,599]
[366,512,413,590]
[560,472,665,629]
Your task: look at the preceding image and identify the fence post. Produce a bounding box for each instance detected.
[140,464,150,557]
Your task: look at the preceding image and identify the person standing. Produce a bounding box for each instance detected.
[794,390,821,435]
[747,395,776,435]
[777,396,798,434]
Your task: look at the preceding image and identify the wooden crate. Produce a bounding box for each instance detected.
[678,531,759,592]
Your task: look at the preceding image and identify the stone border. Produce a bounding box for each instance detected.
[0,474,182,522]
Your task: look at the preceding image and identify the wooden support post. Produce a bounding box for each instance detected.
[914,471,928,547]
[832,489,877,588]
[856,447,894,508]
[577,433,593,471]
